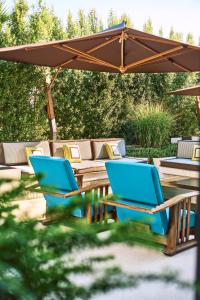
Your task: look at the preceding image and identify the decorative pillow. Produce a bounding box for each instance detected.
[192,145,200,161]
[105,143,122,160]
[63,145,81,163]
[25,147,44,166]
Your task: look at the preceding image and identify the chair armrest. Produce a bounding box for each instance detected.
[102,199,154,214]
[151,191,199,213]
[102,190,199,215]
[27,182,110,199]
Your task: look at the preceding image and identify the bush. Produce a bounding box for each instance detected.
[132,104,174,148]
[126,144,177,163]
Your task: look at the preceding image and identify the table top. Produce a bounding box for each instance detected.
[162,186,196,200]
[161,176,199,191]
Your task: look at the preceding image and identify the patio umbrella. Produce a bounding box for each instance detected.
[169,85,200,125]
[0,22,200,74]
[0,21,200,138]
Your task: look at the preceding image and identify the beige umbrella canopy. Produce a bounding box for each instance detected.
[0,21,200,139]
[169,85,200,125]
[169,85,200,96]
[0,22,200,74]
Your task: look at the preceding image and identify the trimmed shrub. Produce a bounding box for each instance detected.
[126,144,177,163]
[132,103,174,148]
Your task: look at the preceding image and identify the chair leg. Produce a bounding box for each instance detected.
[164,205,178,256]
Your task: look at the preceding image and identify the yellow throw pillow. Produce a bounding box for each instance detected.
[63,145,81,163]
[105,143,122,160]
[26,147,44,166]
[192,145,200,161]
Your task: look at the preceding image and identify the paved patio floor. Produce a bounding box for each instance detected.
[76,244,196,300]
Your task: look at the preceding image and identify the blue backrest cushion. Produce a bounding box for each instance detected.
[30,156,78,192]
[106,161,164,205]
[105,161,168,235]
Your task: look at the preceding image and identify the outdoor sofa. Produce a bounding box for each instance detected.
[0,138,146,219]
[0,138,146,186]
[154,140,200,179]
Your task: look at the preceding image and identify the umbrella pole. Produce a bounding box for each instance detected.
[45,81,57,141]
[45,67,62,141]
[196,195,200,300]
[195,96,200,126]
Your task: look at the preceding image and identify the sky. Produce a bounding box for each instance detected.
[6,0,200,44]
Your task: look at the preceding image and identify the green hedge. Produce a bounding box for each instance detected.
[126,144,177,163]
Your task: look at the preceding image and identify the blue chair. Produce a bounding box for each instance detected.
[30,156,110,221]
[105,160,198,255]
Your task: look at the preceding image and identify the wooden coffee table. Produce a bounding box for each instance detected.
[161,176,199,191]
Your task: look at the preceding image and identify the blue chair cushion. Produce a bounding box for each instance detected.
[30,156,113,218]
[106,161,168,235]
[115,199,195,235]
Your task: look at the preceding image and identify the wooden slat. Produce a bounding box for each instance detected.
[181,200,187,242]
[186,198,191,241]
[100,187,104,221]
[176,202,181,244]
[85,191,92,223]
[93,189,98,223]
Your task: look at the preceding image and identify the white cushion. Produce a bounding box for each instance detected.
[53,140,92,160]
[12,165,34,175]
[92,139,126,159]
[0,141,51,165]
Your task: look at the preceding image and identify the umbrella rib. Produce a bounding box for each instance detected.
[53,35,120,68]
[53,44,119,71]
[137,53,192,71]
[130,37,191,72]
[119,30,127,73]
[124,45,184,71]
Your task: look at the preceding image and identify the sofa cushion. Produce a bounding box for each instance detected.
[160,158,200,171]
[192,145,200,161]
[177,141,199,159]
[11,165,34,175]
[105,143,122,160]
[53,140,92,160]
[63,144,82,163]
[0,141,51,165]
[92,139,126,160]
[0,165,21,179]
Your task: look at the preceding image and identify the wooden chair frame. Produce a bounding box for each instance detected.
[29,182,199,256]
[105,189,199,255]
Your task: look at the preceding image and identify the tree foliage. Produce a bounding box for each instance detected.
[0,0,199,142]
[0,177,194,299]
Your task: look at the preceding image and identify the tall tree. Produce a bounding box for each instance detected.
[158,26,163,37]
[76,9,88,36]
[87,9,98,33]
[186,32,194,44]
[107,9,119,27]
[10,0,29,44]
[169,27,183,41]
[119,13,133,27]
[66,10,76,38]
[143,17,153,34]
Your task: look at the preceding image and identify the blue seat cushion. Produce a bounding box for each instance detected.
[46,192,114,218]
[115,199,195,235]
